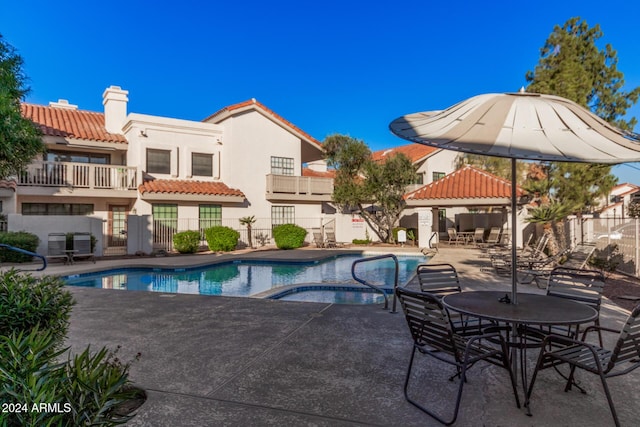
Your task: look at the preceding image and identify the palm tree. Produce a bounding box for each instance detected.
[239,216,257,248]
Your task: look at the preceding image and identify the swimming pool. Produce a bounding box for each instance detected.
[63,254,425,303]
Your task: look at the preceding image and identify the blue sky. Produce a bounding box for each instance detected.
[2,0,639,184]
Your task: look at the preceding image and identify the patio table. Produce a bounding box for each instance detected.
[456,232,475,245]
[442,291,597,415]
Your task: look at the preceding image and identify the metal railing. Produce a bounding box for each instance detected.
[0,244,47,271]
[18,161,138,190]
[152,217,325,252]
[266,174,333,196]
[351,254,399,312]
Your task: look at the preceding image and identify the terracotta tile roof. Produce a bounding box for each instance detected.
[302,168,335,178]
[406,166,524,200]
[20,103,127,143]
[204,99,323,150]
[371,143,438,163]
[139,179,245,197]
[0,180,17,191]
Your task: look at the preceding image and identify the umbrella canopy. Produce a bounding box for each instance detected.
[390,90,640,303]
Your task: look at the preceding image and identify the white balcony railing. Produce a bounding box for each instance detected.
[18,161,138,190]
[266,174,333,198]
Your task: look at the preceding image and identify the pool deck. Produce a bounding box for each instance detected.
[16,246,640,425]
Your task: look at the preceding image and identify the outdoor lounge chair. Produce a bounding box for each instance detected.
[324,231,343,248]
[72,232,95,263]
[446,228,464,246]
[473,227,485,246]
[395,287,520,425]
[526,304,640,427]
[46,233,69,264]
[312,230,324,248]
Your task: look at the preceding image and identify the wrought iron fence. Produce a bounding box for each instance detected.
[152,217,325,253]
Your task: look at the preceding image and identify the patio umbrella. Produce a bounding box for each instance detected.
[389,90,640,303]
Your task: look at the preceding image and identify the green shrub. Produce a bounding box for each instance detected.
[272,224,307,249]
[0,328,141,426]
[0,231,40,263]
[0,270,74,348]
[173,230,201,254]
[205,226,240,252]
[352,238,371,245]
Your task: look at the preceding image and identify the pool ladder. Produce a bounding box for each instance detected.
[0,244,47,271]
[351,254,399,313]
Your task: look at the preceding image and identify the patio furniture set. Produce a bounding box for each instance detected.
[446,226,506,247]
[395,262,640,426]
[46,232,95,265]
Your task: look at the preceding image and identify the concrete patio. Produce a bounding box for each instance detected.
[51,247,639,426]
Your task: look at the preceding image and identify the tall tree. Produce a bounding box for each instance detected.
[324,134,417,243]
[524,17,638,216]
[0,34,44,179]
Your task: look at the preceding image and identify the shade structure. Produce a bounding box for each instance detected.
[390,91,640,303]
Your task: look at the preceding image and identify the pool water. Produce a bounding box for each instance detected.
[63,254,424,300]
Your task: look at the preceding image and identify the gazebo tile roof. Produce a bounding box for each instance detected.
[406,165,523,200]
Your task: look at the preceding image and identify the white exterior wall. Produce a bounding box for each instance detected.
[123,113,225,215]
[417,150,459,184]
[8,213,104,256]
[217,111,302,219]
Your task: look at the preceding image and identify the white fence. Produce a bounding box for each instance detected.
[568,216,640,278]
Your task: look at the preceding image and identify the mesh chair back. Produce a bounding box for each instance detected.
[73,233,92,255]
[546,267,605,312]
[486,227,501,244]
[473,228,484,243]
[396,287,456,354]
[610,304,640,367]
[48,233,66,255]
[416,263,461,297]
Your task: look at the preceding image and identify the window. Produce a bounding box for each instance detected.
[147,149,171,174]
[46,151,110,164]
[433,172,446,182]
[152,204,178,243]
[271,206,294,227]
[192,153,213,177]
[271,156,294,176]
[413,173,424,185]
[199,204,221,233]
[22,203,94,216]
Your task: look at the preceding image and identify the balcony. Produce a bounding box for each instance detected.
[266,174,333,202]
[18,161,139,196]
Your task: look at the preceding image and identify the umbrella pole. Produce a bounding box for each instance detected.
[511,158,518,304]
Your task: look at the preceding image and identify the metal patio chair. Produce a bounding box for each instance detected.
[446,228,464,246]
[312,230,324,248]
[46,233,69,264]
[417,263,484,336]
[395,287,520,425]
[543,267,605,345]
[72,232,96,263]
[526,304,640,427]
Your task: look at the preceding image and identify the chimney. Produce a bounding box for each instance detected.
[49,99,78,110]
[102,86,129,134]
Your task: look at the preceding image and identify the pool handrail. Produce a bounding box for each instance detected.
[0,243,47,271]
[351,254,399,312]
